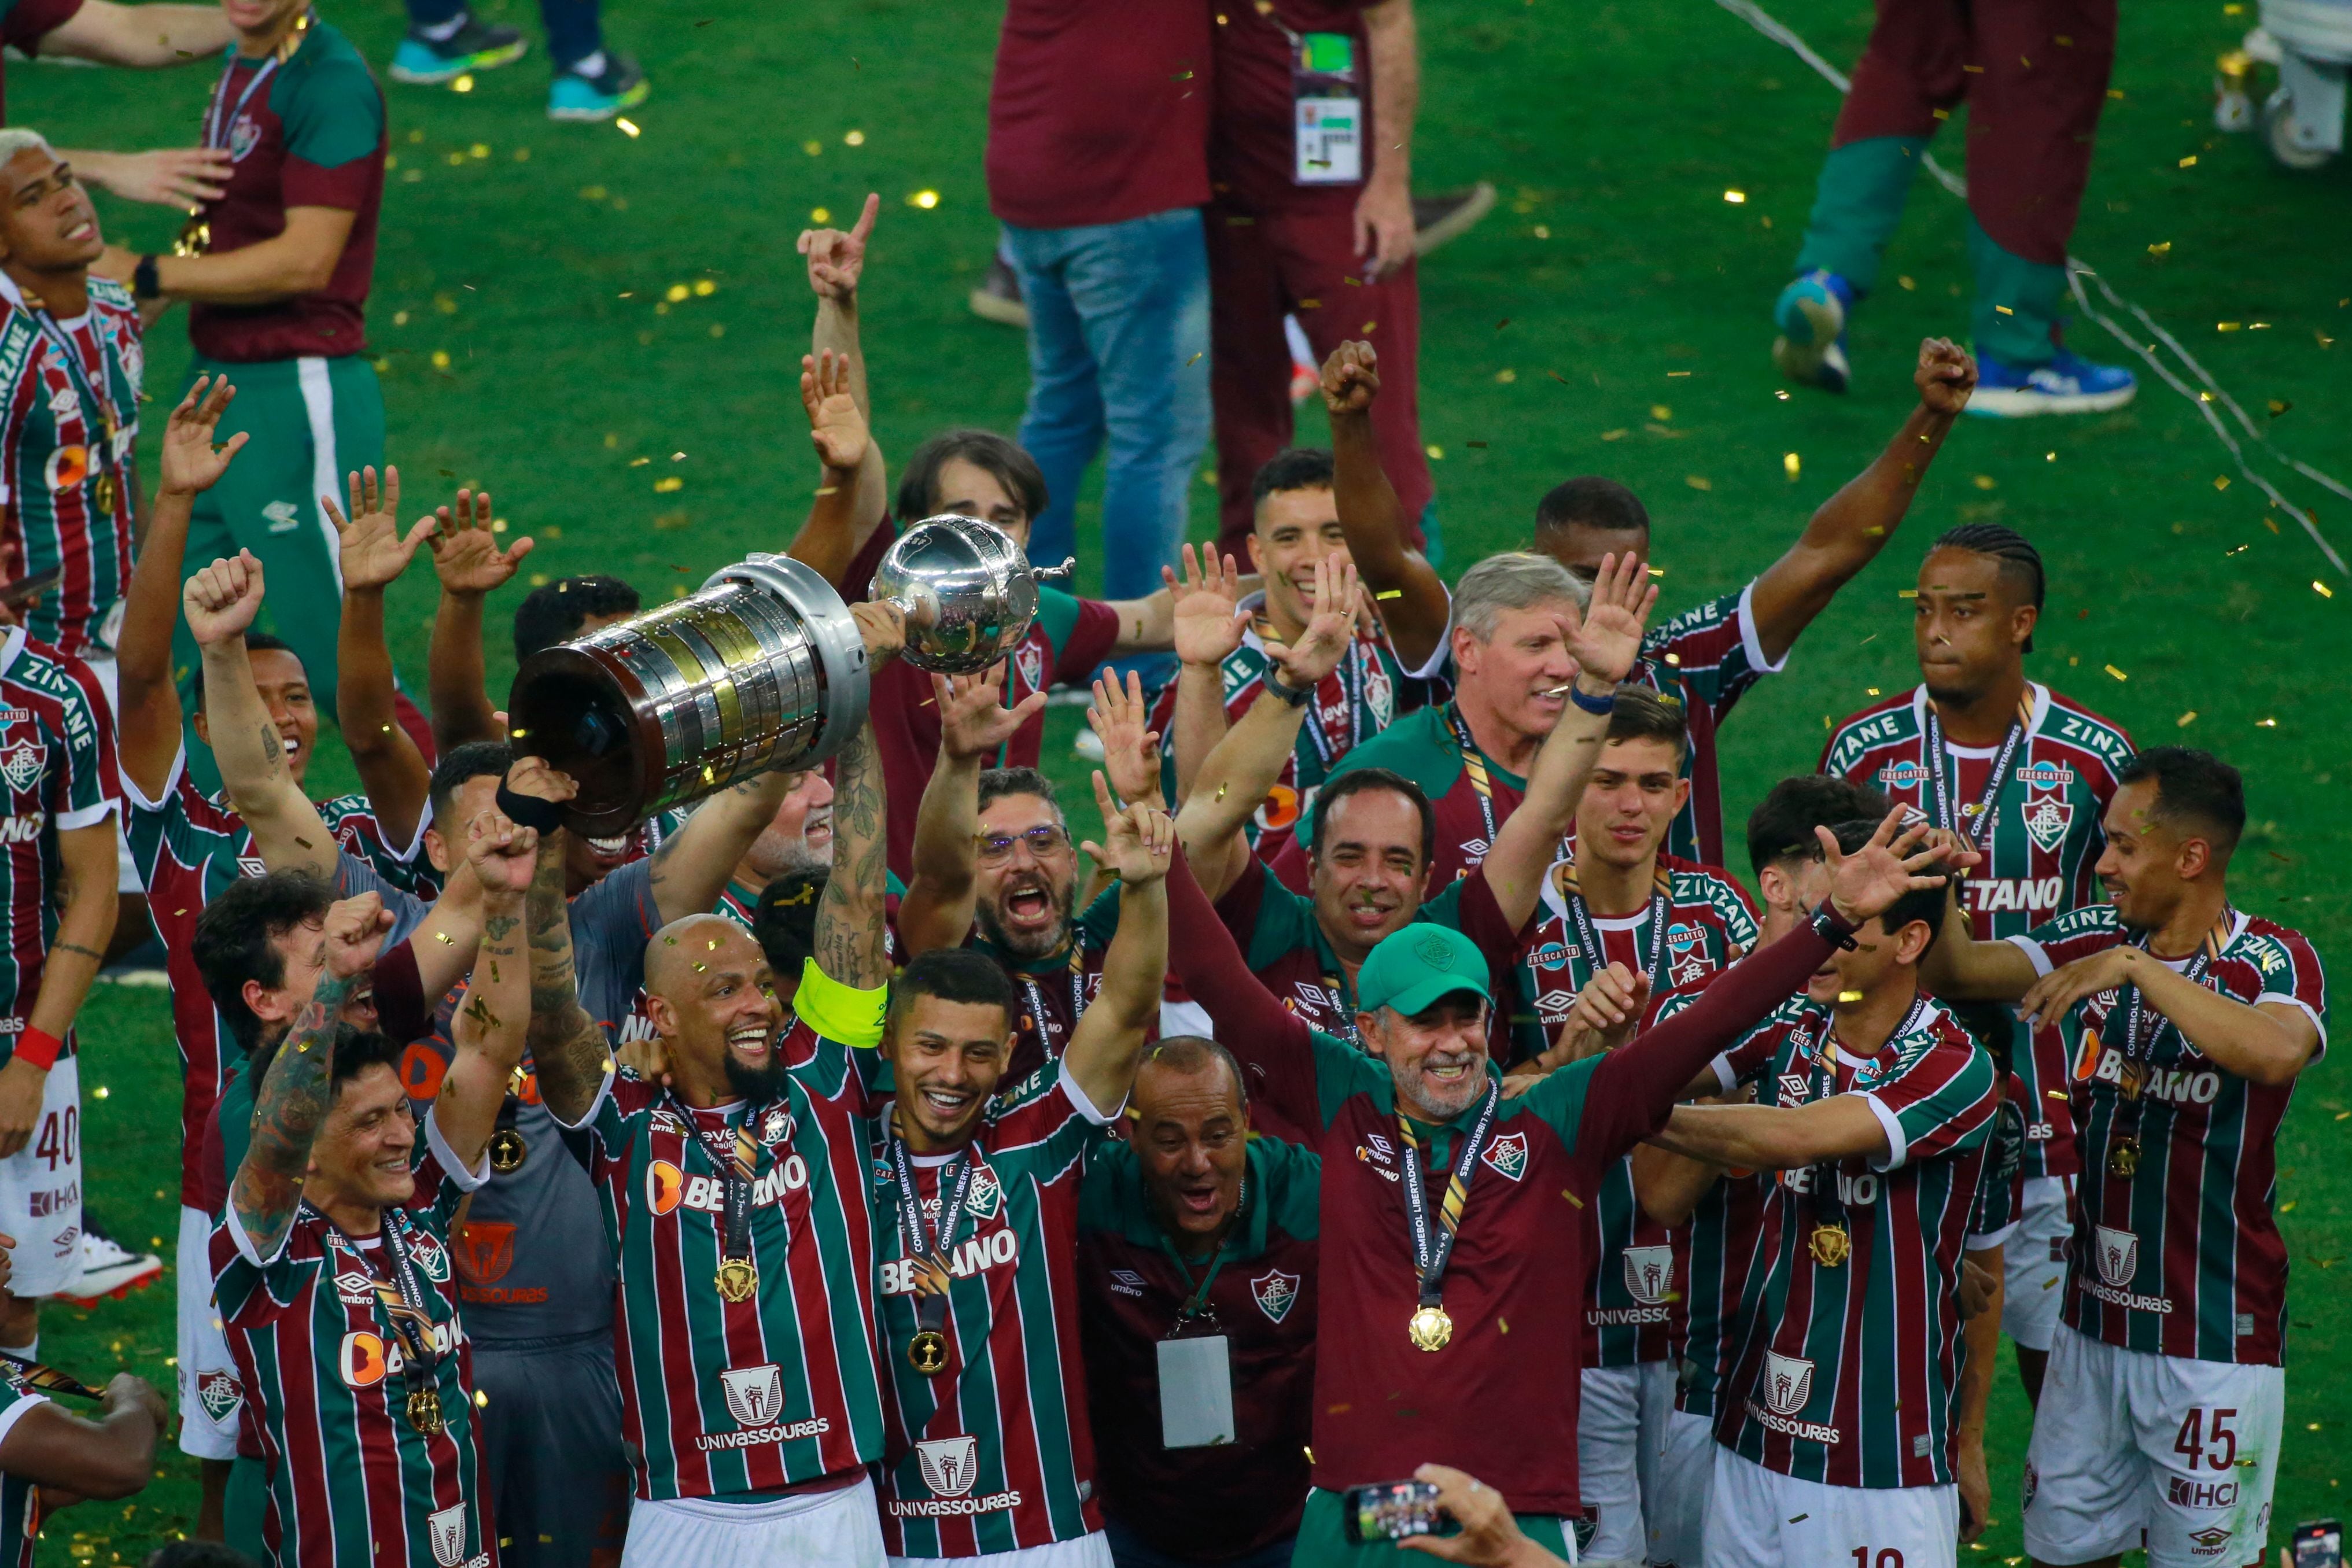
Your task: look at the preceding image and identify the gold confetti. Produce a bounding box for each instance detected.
[2179,154,2198,168]
[451,72,475,93]
[1723,189,1746,204]
[1898,588,1919,598]
[1376,589,1402,600]
[654,476,684,493]
[1651,404,1672,420]
[430,350,451,370]
[2048,1089,2069,1101]
[811,206,831,224]
[908,189,941,209]
[1685,475,1711,491]
[1600,428,1629,441]
[1994,305,2014,316]
[1562,1189,1583,1208]
[1973,474,1997,490]
[1838,990,1864,1002]
[2104,665,2128,681]
[2257,717,2278,728]
[2269,399,2292,416]
[2214,476,2231,491]
[1426,444,1444,460]
[665,283,690,303]
[1783,452,1800,479]
[694,279,716,297]
[2316,581,2335,598]
[616,117,642,138]
[1495,368,1517,383]
[845,129,866,145]
[2148,241,2172,257]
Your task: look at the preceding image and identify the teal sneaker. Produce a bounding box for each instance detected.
[1771,269,1855,393]
[550,53,650,121]
[389,16,528,85]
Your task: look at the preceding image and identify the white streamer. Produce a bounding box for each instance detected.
[1712,0,2349,575]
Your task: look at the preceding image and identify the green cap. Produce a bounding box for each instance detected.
[1356,923,1492,1019]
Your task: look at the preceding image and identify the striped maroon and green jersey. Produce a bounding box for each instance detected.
[869,1060,1116,1558]
[0,1367,47,1568]
[0,628,113,1042]
[1672,1167,1768,1421]
[126,750,429,1211]
[971,888,1127,1089]
[1506,856,1758,1367]
[210,1123,493,1568]
[2010,903,2328,1366]
[1822,681,2130,1182]
[1627,583,1785,867]
[0,275,141,658]
[1711,994,2000,1488]
[1146,602,1419,866]
[558,969,889,1501]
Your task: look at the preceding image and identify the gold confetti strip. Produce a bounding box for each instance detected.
[1376,589,1402,600]
[1783,452,1801,479]
[1723,189,1746,204]
[616,117,641,138]
[1838,990,1864,1003]
[2257,717,2279,728]
[2315,581,2335,599]
[2177,709,2198,727]
[2104,665,2128,681]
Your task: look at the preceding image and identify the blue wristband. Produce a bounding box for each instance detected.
[1568,684,1616,716]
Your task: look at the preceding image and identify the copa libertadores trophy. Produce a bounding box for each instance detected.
[506,516,1072,832]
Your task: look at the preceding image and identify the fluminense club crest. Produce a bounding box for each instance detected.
[1761,1351,1814,1416]
[2095,1224,2139,1288]
[197,1368,242,1422]
[1251,1268,1300,1324]
[1481,1130,1528,1181]
[0,740,44,794]
[720,1363,784,1427]
[965,1165,1004,1221]
[1621,1245,1673,1305]
[2022,792,2074,854]
[915,1434,981,1499]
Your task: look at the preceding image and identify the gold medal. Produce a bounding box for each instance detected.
[714,1257,758,1303]
[486,1128,527,1175]
[2108,1137,2140,1178]
[405,1387,444,1436]
[1407,1304,1453,1352]
[174,215,212,258]
[1809,1223,1851,1268]
[908,1329,948,1377]
[92,471,116,516]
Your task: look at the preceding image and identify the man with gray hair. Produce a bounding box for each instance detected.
[1277,549,1594,887]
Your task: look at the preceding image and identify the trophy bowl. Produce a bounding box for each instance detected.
[506,552,870,835]
[869,514,1074,674]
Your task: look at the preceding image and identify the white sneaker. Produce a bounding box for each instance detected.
[57,1228,163,1306]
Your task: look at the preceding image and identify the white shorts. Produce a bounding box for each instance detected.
[1705,1445,1957,1568]
[2001,1176,2074,1353]
[2022,1325,2283,1568]
[0,1056,80,1300]
[175,1205,242,1460]
[622,1475,886,1567]
[1576,1361,1675,1568]
[1645,1407,1718,1567]
[889,1530,1112,1568]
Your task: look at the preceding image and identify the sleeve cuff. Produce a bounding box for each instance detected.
[119,747,186,814]
[384,798,433,865]
[0,1388,47,1447]
[1966,1219,2021,1253]
[1401,589,1456,682]
[2006,934,2054,978]
[54,800,117,831]
[1709,1054,1738,1097]
[1734,580,1789,676]
[794,961,889,1049]
[227,1200,292,1270]
[1060,1062,1122,1127]
[1862,1091,1911,1171]
[422,1108,493,1192]
[2255,994,2328,1060]
[546,1064,615,1133]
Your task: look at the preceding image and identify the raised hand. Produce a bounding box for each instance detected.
[801,350,869,473]
[1819,810,1970,927]
[503,755,579,805]
[322,892,395,979]
[426,486,534,597]
[157,374,248,498]
[1087,670,1164,808]
[325,465,436,592]
[852,599,906,668]
[1165,543,1246,670]
[1321,340,1380,416]
[1263,554,1363,688]
[934,663,1048,762]
[2018,946,2140,1032]
[1916,337,1978,416]
[183,550,266,647]
[464,806,539,896]
[1557,551,1658,689]
[798,192,880,301]
[1080,771,1175,888]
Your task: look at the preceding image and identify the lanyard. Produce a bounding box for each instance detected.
[1801,994,1931,1231]
[1557,864,1670,1005]
[1156,1191,1243,1335]
[1393,1080,1501,1311]
[1446,704,1501,854]
[23,311,115,451]
[326,1212,442,1411]
[670,1093,761,1270]
[1317,953,1361,1046]
[889,1130,979,1344]
[1288,631,1367,773]
[1921,695,2032,851]
[2111,910,2232,1139]
[1018,943,1089,1064]
[203,49,283,151]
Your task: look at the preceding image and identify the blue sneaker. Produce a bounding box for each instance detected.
[1966,346,2137,417]
[1772,270,1854,393]
[389,16,527,85]
[550,53,650,121]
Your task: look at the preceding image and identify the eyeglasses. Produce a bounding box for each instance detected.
[976,825,1070,864]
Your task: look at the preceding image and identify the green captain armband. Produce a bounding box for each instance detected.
[794,960,889,1048]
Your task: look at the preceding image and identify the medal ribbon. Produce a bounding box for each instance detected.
[21,311,119,489]
[2108,909,2233,1154]
[889,1130,979,1346]
[349,1212,443,1429]
[1447,704,1502,855]
[1921,695,2033,851]
[202,50,282,152]
[1393,1080,1502,1311]
[1801,994,1931,1242]
[1016,942,1089,1065]
[1297,633,1367,773]
[673,1094,761,1275]
[0,1353,97,1401]
[1558,861,1671,1006]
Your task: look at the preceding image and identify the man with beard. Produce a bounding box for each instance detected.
[1821,522,2130,1404]
[713,768,834,927]
[1174,552,1656,1049]
[1076,1037,1321,1568]
[1160,798,1949,1565]
[868,781,1173,1566]
[516,603,904,1563]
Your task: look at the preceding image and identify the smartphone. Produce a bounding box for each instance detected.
[1341,1480,1458,1544]
[0,567,57,608]
[2293,1519,2343,1568]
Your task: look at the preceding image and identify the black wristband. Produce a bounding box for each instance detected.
[132,254,161,301]
[1809,902,1860,951]
[495,782,568,833]
[1260,669,1315,707]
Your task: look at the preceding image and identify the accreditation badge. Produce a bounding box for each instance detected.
[1156,1335,1237,1447]
[1293,31,1363,185]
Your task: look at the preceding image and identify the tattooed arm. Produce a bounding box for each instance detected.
[230,895,391,1259]
[812,601,906,988]
[506,761,613,1126]
[185,552,336,879]
[429,808,538,1168]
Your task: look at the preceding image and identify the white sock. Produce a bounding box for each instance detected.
[569,49,607,79]
[419,10,468,40]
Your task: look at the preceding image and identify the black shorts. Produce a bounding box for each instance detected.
[474,1334,633,1564]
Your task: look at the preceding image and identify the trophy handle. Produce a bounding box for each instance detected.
[1028,556,1078,589]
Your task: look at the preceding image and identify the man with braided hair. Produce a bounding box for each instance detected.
[1820,521,2130,1404]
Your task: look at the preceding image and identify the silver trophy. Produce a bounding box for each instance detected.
[870,514,1075,674]
[506,552,871,834]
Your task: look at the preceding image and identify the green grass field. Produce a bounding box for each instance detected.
[16,0,2352,1558]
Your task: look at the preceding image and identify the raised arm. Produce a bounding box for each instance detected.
[119,377,245,799]
[509,761,613,1125]
[231,894,390,1257]
[429,809,537,1167]
[423,488,530,751]
[187,552,337,878]
[811,710,889,988]
[895,660,1049,954]
[1062,777,1173,1114]
[1481,552,1658,929]
[1163,544,1247,805]
[1745,339,1976,663]
[1916,884,2040,1002]
[327,466,437,849]
[789,196,890,591]
[1322,341,1451,670]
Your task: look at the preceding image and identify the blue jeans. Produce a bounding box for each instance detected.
[1004,208,1211,617]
